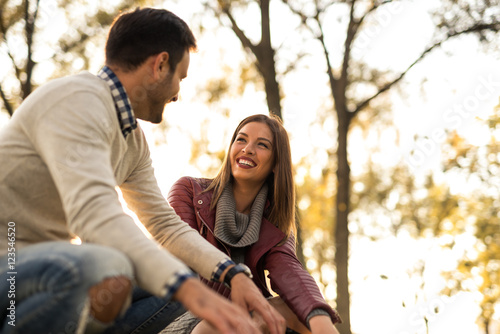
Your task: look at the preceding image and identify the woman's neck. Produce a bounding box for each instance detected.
[232,180,265,214]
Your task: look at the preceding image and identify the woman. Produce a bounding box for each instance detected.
[163,114,341,334]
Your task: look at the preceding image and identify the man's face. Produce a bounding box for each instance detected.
[146,50,190,124]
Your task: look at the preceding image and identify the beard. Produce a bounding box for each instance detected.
[145,72,176,124]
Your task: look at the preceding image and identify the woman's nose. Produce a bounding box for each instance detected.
[242,143,255,154]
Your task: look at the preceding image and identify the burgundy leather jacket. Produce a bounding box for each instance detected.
[167,176,341,325]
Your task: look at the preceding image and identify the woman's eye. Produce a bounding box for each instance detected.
[259,142,269,149]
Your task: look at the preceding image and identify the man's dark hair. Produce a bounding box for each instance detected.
[105,7,197,71]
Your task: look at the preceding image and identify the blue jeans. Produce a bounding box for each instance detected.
[0,242,185,334]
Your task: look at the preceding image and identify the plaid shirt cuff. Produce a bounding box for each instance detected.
[211,259,235,282]
[163,270,196,301]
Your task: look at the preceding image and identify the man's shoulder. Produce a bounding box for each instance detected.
[35,72,105,99]
[48,71,107,93]
[20,72,109,110]
[8,71,120,142]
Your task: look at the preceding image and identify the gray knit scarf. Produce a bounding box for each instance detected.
[214,182,268,253]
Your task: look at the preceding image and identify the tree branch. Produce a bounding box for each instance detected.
[358,0,396,28]
[316,16,338,96]
[0,8,22,82]
[280,0,309,29]
[353,22,500,115]
[0,84,14,117]
[341,1,358,90]
[218,3,258,56]
[23,0,40,98]
[281,0,339,92]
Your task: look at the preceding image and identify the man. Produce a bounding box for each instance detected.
[0,7,285,334]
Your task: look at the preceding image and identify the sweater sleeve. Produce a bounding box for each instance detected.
[119,149,231,282]
[30,87,194,297]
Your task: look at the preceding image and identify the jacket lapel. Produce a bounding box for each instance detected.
[246,218,285,268]
[194,180,286,268]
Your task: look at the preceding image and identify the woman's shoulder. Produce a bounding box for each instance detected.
[173,176,212,188]
[170,176,213,196]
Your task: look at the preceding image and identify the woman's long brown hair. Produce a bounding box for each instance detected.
[205,114,296,239]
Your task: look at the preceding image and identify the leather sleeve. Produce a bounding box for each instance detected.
[166,176,199,231]
[265,235,342,325]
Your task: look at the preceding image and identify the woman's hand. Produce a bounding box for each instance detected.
[309,315,340,334]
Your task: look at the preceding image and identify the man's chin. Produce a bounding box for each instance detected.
[150,116,163,124]
[136,116,162,124]
[148,110,164,124]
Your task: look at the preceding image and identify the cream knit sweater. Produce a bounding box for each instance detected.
[0,72,229,297]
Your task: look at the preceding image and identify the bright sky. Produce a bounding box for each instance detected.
[1,1,499,333]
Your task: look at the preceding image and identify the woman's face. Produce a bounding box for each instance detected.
[230,121,275,186]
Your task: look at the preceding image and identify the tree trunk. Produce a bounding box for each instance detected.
[219,0,282,119]
[255,0,281,119]
[295,209,306,267]
[334,105,351,333]
[259,56,281,119]
[22,0,38,99]
[255,45,281,119]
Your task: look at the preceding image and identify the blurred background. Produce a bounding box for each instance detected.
[1,0,499,333]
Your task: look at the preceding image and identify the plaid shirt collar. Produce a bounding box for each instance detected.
[97,66,137,138]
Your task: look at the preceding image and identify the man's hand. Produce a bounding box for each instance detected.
[229,273,286,334]
[174,277,261,334]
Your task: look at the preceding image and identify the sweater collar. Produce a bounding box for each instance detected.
[214,182,268,248]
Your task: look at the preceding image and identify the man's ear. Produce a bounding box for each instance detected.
[154,52,170,80]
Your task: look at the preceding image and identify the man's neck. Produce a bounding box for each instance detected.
[106,62,154,121]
